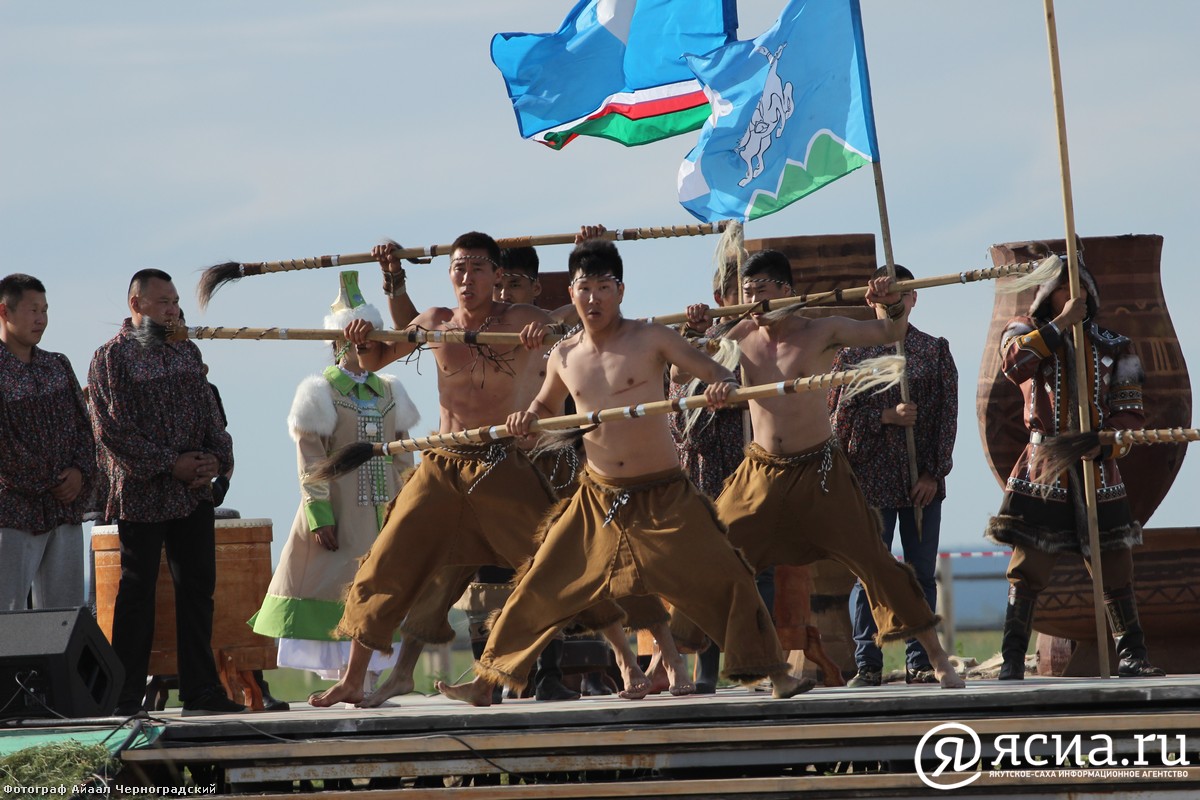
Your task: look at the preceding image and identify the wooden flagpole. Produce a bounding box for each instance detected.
[1043,0,1110,678]
[871,160,924,536]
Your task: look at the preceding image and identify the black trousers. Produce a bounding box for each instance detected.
[112,502,222,705]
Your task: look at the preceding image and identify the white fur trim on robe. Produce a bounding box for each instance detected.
[287,375,338,440]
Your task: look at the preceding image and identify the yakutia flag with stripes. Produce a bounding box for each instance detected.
[491,0,738,150]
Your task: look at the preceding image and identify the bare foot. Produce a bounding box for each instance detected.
[935,660,966,689]
[645,652,668,695]
[618,662,652,700]
[308,681,364,708]
[770,673,817,700]
[436,678,495,707]
[357,668,415,708]
[662,651,695,696]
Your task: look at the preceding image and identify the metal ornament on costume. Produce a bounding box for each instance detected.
[325,271,391,509]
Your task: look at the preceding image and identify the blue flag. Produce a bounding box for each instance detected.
[491,0,738,150]
[677,0,879,222]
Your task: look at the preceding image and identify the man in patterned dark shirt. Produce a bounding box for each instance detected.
[89,269,243,716]
[0,274,94,613]
[830,264,958,687]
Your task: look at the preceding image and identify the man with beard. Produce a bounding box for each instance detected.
[89,269,243,716]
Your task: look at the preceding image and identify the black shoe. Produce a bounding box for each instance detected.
[694,681,717,695]
[260,692,291,712]
[846,667,881,688]
[1118,658,1166,678]
[113,700,145,717]
[905,666,938,684]
[182,691,247,716]
[535,678,581,702]
[580,672,613,696]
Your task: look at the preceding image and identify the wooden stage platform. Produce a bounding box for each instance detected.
[22,675,1186,796]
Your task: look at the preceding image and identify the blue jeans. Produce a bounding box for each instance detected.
[850,501,941,671]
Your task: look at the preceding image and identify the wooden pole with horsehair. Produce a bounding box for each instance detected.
[196,221,730,308]
[1029,428,1200,487]
[308,356,904,480]
[871,157,924,536]
[1044,0,1109,678]
[163,322,724,355]
[177,261,1057,348]
[644,258,1060,327]
[166,324,571,347]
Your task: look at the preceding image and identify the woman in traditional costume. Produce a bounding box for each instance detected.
[250,272,420,688]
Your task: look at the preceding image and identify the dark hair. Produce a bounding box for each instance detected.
[740,250,793,287]
[873,264,915,281]
[500,246,539,277]
[128,268,173,298]
[0,273,46,308]
[451,231,502,266]
[568,239,623,283]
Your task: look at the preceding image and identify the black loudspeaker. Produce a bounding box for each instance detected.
[0,607,124,719]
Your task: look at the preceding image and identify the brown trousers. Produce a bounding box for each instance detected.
[673,441,936,650]
[336,444,623,653]
[1006,544,1134,599]
[477,468,787,691]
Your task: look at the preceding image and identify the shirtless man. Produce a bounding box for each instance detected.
[437,239,813,706]
[496,236,692,696]
[672,250,965,689]
[309,231,646,707]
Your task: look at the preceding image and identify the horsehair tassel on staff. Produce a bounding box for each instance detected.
[644,256,1061,329]
[308,355,904,481]
[163,323,722,354]
[196,221,730,308]
[1028,427,1200,487]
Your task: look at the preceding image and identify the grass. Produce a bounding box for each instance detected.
[881,629,1008,675]
[0,741,117,792]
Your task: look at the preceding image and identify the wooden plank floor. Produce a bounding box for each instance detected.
[94,675,1200,796]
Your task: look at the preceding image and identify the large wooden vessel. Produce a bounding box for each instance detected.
[978,234,1191,524]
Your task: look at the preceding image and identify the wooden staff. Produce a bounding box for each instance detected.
[1044,0,1109,677]
[197,221,730,308]
[163,323,723,354]
[643,258,1058,327]
[166,324,567,347]
[309,356,904,480]
[1029,428,1200,486]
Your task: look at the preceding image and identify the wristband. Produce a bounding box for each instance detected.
[884,300,906,320]
[382,269,408,298]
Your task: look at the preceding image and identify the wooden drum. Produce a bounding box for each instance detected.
[92,517,278,678]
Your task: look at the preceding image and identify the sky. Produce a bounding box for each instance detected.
[1,0,1195,565]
